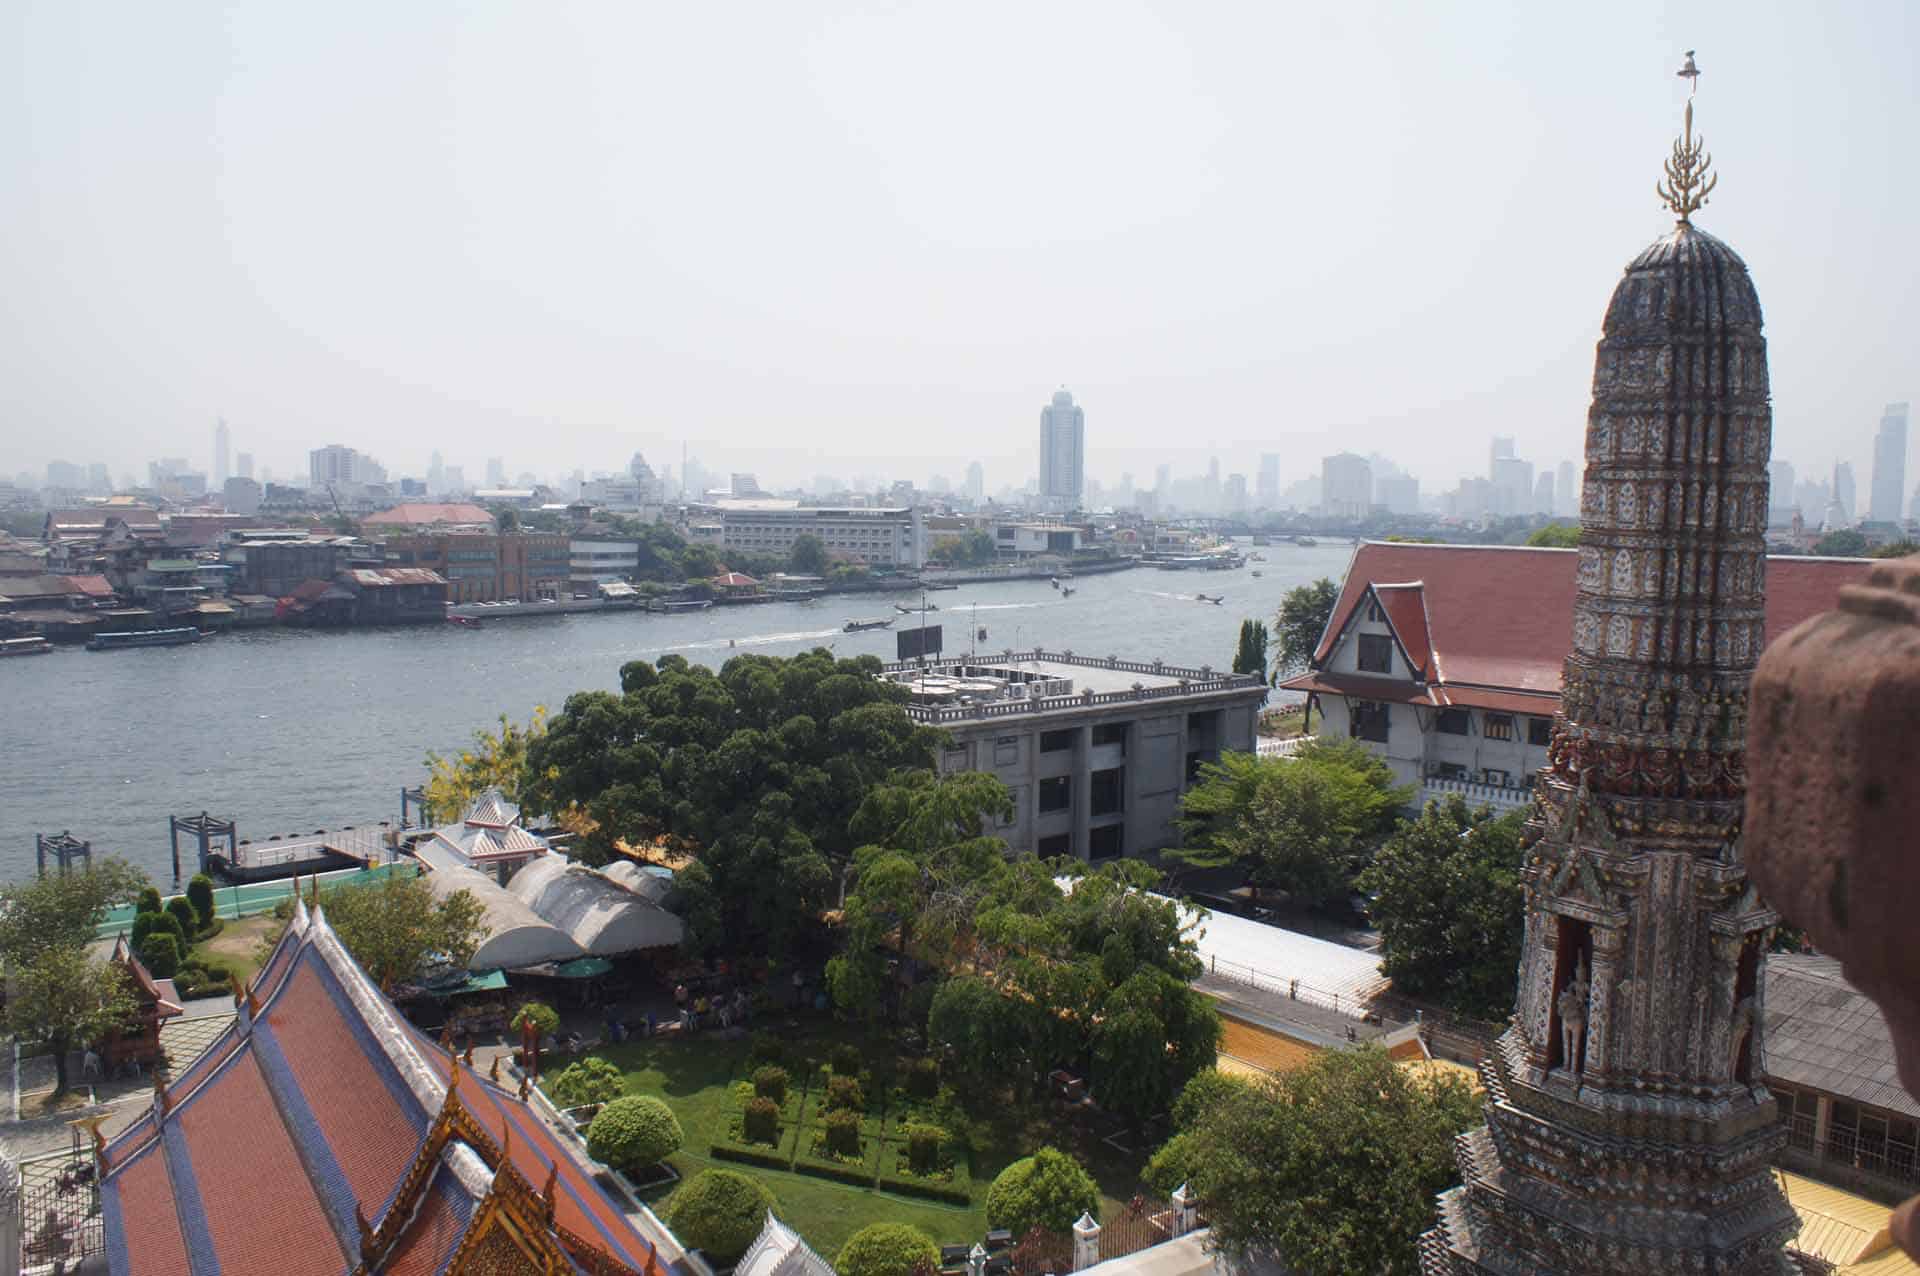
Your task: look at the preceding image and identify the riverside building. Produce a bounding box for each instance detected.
[687,499,925,569]
[886,650,1265,861]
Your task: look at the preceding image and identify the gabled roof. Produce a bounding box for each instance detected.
[462,787,520,829]
[1294,543,1874,699]
[361,503,496,528]
[97,888,681,1276]
[1765,954,1919,1119]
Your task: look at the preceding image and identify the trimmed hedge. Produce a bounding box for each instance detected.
[186,875,217,930]
[666,1169,777,1263]
[794,1130,880,1188]
[878,1140,973,1206]
[711,1120,796,1172]
[837,1223,940,1276]
[586,1095,684,1172]
[743,1097,781,1146]
[830,1042,863,1076]
[753,1065,790,1105]
[825,1074,865,1113]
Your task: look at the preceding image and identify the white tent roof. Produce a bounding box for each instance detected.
[601,861,676,904]
[422,862,585,970]
[507,855,684,955]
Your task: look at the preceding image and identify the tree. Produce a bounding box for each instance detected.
[1868,540,1920,559]
[1170,1069,1253,1132]
[1814,528,1868,557]
[1232,619,1269,680]
[139,932,182,978]
[930,529,996,567]
[986,1147,1101,1239]
[1525,522,1581,548]
[585,1095,684,1171]
[788,533,830,575]
[422,709,548,824]
[318,873,488,989]
[4,948,135,1096]
[166,896,199,938]
[1273,578,1339,679]
[186,874,217,930]
[1173,742,1411,905]
[1179,1045,1481,1276]
[0,857,149,965]
[549,1057,626,1108]
[1091,968,1221,1128]
[1357,797,1526,1018]
[493,506,522,533]
[666,1169,776,1262]
[837,1223,940,1276]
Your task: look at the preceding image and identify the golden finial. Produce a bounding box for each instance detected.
[1658,50,1716,223]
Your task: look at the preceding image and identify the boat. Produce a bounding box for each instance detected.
[921,581,959,591]
[652,598,714,614]
[446,614,482,629]
[1251,570,1263,578]
[844,618,894,632]
[893,602,939,614]
[1050,576,1060,589]
[87,627,202,651]
[1194,594,1225,606]
[1293,536,1318,548]
[1060,586,1076,597]
[1250,553,1267,562]
[0,636,54,657]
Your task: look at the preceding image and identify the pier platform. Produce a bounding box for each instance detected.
[206,825,395,883]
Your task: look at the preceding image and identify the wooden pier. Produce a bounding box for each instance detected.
[205,826,395,884]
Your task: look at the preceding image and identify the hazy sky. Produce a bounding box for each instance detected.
[4,1,1915,495]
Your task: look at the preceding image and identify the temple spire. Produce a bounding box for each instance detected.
[1658,50,1717,223]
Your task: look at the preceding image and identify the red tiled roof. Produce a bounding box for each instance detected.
[383,1175,473,1276]
[361,502,496,527]
[1373,582,1433,676]
[107,1140,190,1276]
[1307,543,1872,696]
[1433,686,1562,716]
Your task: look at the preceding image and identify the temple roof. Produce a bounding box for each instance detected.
[96,891,683,1276]
[1765,954,1920,1120]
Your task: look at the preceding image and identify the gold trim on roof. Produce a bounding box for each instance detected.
[1658,54,1717,223]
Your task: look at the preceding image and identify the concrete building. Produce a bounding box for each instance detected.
[965,460,985,504]
[1320,452,1372,519]
[1489,454,1534,516]
[1555,459,1577,518]
[1834,459,1857,523]
[309,443,384,490]
[689,499,925,569]
[1870,402,1910,522]
[1769,459,1797,523]
[236,450,254,481]
[1038,388,1085,510]
[212,418,230,487]
[993,522,1083,559]
[1257,453,1281,508]
[1375,475,1420,515]
[1281,542,1873,815]
[381,531,569,603]
[221,477,261,515]
[890,650,1265,862]
[1532,470,1555,515]
[568,536,640,594]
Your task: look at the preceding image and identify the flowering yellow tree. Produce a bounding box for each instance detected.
[422,708,547,824]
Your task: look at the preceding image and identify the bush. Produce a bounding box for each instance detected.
[130,910,183,952]
[905,1123,945,1176]
[1142,1131,1199,1197]
[753,1065,790,1105]
[749,1032,785,1068]
[986,1146,1101,1239]
[586,1095,684,1172]
[137,886,163,915]
[166,896,199,938]
[907,1056,939,1100]
[831,1042,863,1076]
[139,932,181,979]
[186,874,217,930]
[825,1074,865,1113]
[743,1097,781,1146]
[837,1223,940,1276]
[824,1109,861,1159]
[1172,1070,1253,1132]
[666,1169,776,1262]
[550,1058,625,1109]
[511,1001,560,1038]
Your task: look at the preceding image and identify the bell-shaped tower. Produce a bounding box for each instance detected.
[1422,66,1799,1274]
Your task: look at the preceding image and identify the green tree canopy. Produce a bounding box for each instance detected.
[1273,578,1339,678]
[0,857,149,964]
[317,873,487,990]
[522,650,942,955]
[788,533,831,575]
[5,947,135,1096]
[1356,797,1527,1018]
[1814,528,1869,557]
[1232,619,1268,680]
[1178,1045,1481,1276]
[585,1095,684,1171]
[930,529,997,567]
[1525,522,1581,548]
[1868,539,1920,559]
[986,1146,1101,1239]
[666,1169,777,1262]
[423,709,548,824]
[837,1223,941,1276]
[1173,741,1411,904]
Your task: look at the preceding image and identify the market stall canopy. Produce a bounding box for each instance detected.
[506,854,684,956]
[422,862,585,970]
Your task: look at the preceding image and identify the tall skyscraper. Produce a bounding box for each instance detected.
[1426,80,1794,1272]
[1833,460,1857,523]
[1555,459,1577,518]
[1531,470,1555,515]
[310,444,360,488]
[1868,401,1909,522]
[965,461,984,503]
[1488,435,1516,474]
[213,418,231,487]
[1037,388,1085,510]
[1490,455,1534,516]
[1767,459,1795,523]
[1320,453,1372,519]
[486,457,506,488]
[236,451,254,481]
[1257,453,1281,508]
[428,451,444,495]
[1154,462,1170,494]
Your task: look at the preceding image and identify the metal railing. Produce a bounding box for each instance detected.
[1418,777,1534,813]
[1256,736,1311,758]
[1203,952,1376,1022]
[1779,1112,1920,1196]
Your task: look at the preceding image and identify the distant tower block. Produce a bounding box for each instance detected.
[168,811,237,881]
[35,831,91,877]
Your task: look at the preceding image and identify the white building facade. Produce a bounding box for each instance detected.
[691,500,925,568]
[1038,389,1085,511]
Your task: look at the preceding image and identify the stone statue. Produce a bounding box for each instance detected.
[1557,956,1591,1075]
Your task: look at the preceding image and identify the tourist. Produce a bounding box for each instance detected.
[81,1048,101,1080]
[692,994,709,1031]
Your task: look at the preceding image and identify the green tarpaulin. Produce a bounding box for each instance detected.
[458,970,508,993]
[555,957,613,979]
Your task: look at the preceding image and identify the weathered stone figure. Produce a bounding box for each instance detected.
[1556,956,1590,1077]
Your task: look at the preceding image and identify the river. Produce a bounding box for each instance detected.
[0,543,1355,883]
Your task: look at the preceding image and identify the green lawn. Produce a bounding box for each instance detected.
[547,1020,1150,1260]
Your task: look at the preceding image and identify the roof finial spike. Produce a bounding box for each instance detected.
[1657,50,1717,224]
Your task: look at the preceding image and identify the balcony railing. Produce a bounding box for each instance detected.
[1418,777,1534,813]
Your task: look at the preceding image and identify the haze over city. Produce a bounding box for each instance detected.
[4,0,1916,493]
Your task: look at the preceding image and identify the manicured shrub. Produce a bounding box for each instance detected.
[666,1169,776,1262]
[749,1032,785,1068]
[836,1223,940,1276]
[139,933,181,979]
[752,1065,789,1105]
[904,1123,945,1176]
[165,896,199,938]
[986,1146,1100,1239]
[550,1058,625,1108]
[186,875,217,930]
[825,1074,864,1113]
[823,1108,861,1159]
[907,1056,939,1100]
[1171,1069,1252,1132]
[585,1095,684,1172]
[130,909,183,952]
[742,1097,780,1146]
[1141,1130,1198,1197]
[138,886,163,916]
[511,1000,560,1038]
[830,1042,863,1076]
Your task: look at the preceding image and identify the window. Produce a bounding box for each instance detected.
[1350,701,1390,744]
[1367,599,1385,623]
[1091,722,1128,751]
[1001,788,1022,827]
[1038,775,1071,813]
[1088,825,1123,862]
[1357,633,1393,674]
[943,746,971,770]
[1436,708,1470,735]
[994,736,1019,766]
[1528,717,1553,747]
[1040,729,1076,753]
[1037,833,1071,857]
[1090,768,1124,817]
[1484,714,1515,741]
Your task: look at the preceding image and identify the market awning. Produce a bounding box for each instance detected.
[555,957,613,979]
[460,969,509,993]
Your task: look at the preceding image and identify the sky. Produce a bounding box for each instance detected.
[3,1,1916,497]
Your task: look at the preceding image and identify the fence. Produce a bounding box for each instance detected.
[1203,951,1378,1022]
[1255,735,1311,758]
[1779,1111,1920,1200]
[19,1149,104,1268]
[1096,1195,1184,1265]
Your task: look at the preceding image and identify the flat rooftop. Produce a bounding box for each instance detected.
[885,649,1261,721]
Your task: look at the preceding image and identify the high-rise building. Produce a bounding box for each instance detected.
[1154,463,1170,494]
[1320,453,1372,519]
[1375,475,1420,515]
[1257,453,1281,508]
[45,460,85,490]
[965,461,984,504]
[1037,388,1085,510]
[1767,459,1795,523]
[1425,85,1795,1273]
[1868,402,1909,522]
[1532,470,1555,515]
[1488,435,1516,474]
[1489,455,1535,516]
[1225,473,1248,512]
[310,444,361,489]
[486,457,506,489]
[213,418,231,487]
[629,453,659,501]
[427,451,445,495]
[236,451,254,481]
[223,476,261,515]
[1555,459,1577,518]
[1833,460,1857,523]
[87,462,109,492]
